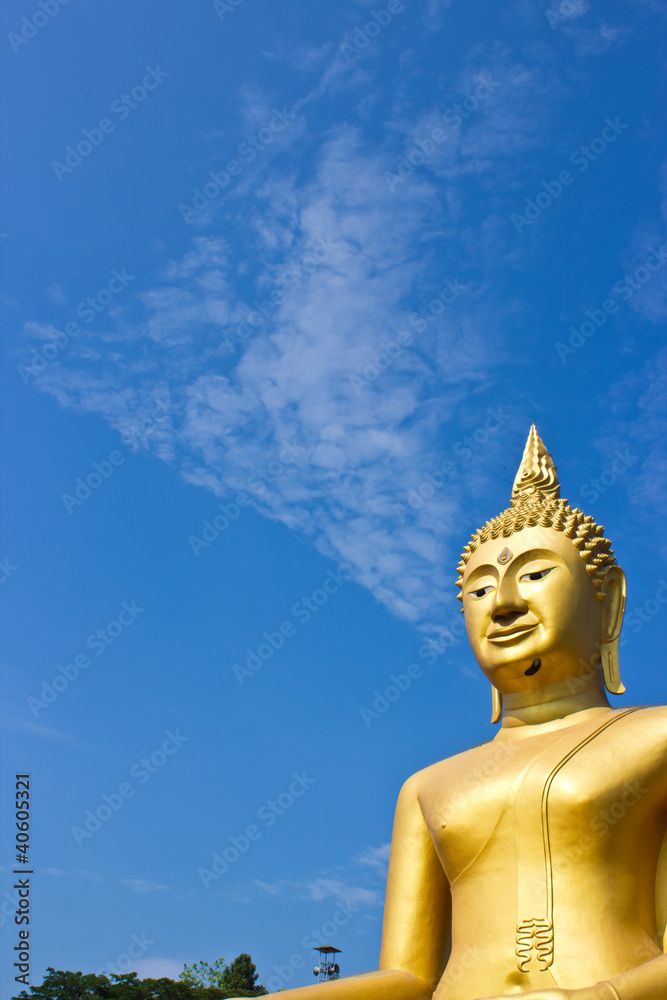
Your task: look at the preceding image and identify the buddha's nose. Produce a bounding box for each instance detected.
[491,574,527,620]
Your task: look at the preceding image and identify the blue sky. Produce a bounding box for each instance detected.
[1,0,666,993]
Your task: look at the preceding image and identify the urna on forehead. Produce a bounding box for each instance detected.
[455,424,617,601]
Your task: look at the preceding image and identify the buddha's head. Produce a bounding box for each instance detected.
[456,425,626,721]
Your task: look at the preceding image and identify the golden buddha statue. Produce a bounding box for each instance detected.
[276,426,667,1000]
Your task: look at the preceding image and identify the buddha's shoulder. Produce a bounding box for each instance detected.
[612,704,667,743]
[400,739,497,796]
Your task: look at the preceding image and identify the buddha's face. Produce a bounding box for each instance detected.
[461,525,606,694]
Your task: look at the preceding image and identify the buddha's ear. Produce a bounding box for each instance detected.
[490,686,503,724]
[600,565,626,695]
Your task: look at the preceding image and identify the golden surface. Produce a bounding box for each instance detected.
[276,428,667,999]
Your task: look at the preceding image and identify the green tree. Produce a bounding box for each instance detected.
[221,954,266,997]
[179,955,266,997]
[13,956,266,1000]
[12,968,109,1000]
[179,960,228,992]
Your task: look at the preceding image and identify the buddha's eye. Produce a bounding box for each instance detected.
[468,584,494,598]
[519,567,554,582]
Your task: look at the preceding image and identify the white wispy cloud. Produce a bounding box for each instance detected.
[352,842,391,874]
[600,346,667,530]
[26,124,496,628]
[21,41,665,630]
[221,841,390,909]
[42,868,173,893]
[616,161,667,324]
[253,876,381,907]
[42,868,105,883]
[121,878,171,893]
[1,705,86,744]
[568,20,632,56]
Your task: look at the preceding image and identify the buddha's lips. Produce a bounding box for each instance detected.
[486,623,539,642]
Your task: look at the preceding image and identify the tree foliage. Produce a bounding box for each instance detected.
[179,954,266,997]
[13,955,267,1000]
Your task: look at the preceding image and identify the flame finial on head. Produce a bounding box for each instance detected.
[456,423,617,604]
[511,424,560,503]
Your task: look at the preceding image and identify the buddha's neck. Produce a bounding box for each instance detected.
[501,673,611,730]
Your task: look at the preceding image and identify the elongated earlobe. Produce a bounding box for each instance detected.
[600,566,627,695]
[601,639,625,694]
[491,687,503,724]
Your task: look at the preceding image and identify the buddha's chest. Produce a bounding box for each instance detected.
[420,714,667,885]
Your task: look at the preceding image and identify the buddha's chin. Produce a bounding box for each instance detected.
[476,638,546,675]
[478,665,538,693]
[476,646,554,687]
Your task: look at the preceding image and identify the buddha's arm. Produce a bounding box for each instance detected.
[573,822,667,1000]
[273,773,451,1000]
[491,955,667,1000]
[378,772,451,988]
[580,956,666,1000]
[593,832,667,999]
